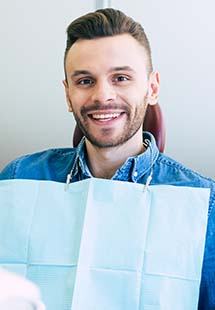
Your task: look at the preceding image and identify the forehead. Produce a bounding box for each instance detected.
[65,34,148,73]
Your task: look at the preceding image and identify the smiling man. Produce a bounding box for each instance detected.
[63,32,159,179]
[0,8,215,309]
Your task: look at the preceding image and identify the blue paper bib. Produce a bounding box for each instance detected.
[0,179,209,310]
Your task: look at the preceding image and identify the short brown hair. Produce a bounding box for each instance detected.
[64,8,153,77]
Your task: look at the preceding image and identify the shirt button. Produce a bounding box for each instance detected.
[133,171,138,177]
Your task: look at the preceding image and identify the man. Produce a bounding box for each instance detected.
[0,8,215,309]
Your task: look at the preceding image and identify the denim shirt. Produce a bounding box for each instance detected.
[1,131,215,309]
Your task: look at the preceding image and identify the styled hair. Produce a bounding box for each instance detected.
[64,8,153,77]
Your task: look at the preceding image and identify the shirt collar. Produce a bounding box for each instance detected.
[72,131,159,182]
[72,137,92,179]
[112,132,159,182]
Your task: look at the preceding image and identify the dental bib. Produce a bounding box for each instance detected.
[0,179,209,310]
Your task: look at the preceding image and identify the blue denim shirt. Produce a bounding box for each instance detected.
[1,131,215,309]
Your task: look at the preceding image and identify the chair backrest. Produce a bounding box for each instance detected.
[73,103,165,152]
[143,104,165,152]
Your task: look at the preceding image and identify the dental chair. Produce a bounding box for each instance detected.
[73,104,166,152]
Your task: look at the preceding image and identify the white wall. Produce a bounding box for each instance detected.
[112,0,215,179]
[1,0,215,179]
[0,0,94,170]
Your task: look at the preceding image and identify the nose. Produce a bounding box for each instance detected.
[91,80,117,104]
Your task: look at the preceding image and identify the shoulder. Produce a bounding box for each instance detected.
[155,153,214,186]
[154,153,215,215]
[0,147,77,181]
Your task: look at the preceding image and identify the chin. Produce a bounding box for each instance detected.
[87,135,131,149]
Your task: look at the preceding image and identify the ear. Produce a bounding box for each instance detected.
[147,71,160,105]
[62,80,73,112]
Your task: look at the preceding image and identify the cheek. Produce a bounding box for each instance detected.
[135,79,149,96]
[69,88,91,105]
[117,89,136,106]
[119,84,146,102]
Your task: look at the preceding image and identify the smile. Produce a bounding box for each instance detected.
[88,112,125,122]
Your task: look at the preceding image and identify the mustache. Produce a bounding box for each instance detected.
[81,102,129,114]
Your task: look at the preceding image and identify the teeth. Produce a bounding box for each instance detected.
[92,113,121,119]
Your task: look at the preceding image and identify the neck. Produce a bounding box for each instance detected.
[85,130,145,179]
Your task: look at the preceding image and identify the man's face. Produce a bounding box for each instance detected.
[64,34,158,148]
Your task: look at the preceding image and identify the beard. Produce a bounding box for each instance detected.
[73,99,148,148]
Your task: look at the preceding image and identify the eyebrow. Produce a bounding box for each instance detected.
[71,70,91,78]
[109,66,135,73]
[70,66,135,78]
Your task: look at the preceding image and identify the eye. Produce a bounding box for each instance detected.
[77,78,94,86]
[113,75,130,83]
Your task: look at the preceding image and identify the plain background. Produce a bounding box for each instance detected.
[0,0,214,178]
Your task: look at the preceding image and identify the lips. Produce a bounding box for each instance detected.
[90,112,121,120]
[88,111,125,122]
